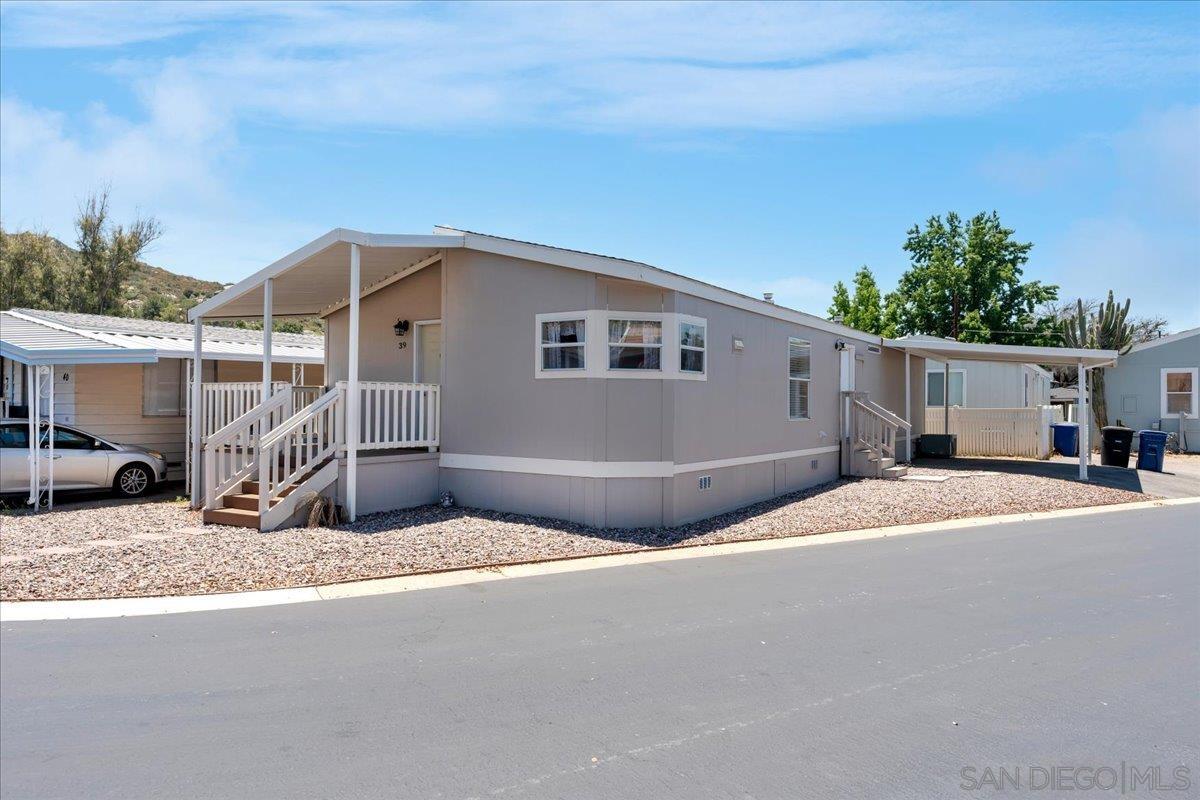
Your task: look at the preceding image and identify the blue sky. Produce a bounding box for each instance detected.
[2,1,1198,329]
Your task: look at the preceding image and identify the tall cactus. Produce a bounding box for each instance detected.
[1060,291,1134,430]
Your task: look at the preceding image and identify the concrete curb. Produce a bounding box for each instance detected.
[4,497,1197,622]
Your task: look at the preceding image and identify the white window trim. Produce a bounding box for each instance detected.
[1160,367,1198,418]
[534,311,707,381]
[535,311,588,377]
[925,368,966,407]
[608,317,663,372]
[678,315,707,376]
[788,337,811,421]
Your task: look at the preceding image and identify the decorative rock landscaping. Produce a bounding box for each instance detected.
[1,467,1150,601]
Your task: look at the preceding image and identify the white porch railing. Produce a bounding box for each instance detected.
[203,389,294,509]
[197,381,283,442]
[200,380,440,513]
[340,380,441,451]
[925,405,1054,459]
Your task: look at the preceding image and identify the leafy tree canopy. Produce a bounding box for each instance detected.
[827,266,893,336]
[887,211,1059,345]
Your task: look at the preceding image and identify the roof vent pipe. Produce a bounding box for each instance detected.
[763,292,774,304]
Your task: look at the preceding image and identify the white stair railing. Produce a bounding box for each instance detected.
[846,391,908,462]
[203,387,293,509]
[257,387,343,515]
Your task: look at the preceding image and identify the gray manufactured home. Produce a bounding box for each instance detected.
[185,228,1114,531]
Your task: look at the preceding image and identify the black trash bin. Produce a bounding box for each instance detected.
[1100,426,1134,467]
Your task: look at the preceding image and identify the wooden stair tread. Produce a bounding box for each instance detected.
[202,507,262,530]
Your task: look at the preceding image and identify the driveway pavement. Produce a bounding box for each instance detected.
[915,453,1200,499]
[2,504,1197,799]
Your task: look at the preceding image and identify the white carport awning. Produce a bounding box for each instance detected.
[885,337,1119,367]
[188,229,465,319]
[0,312,156,365]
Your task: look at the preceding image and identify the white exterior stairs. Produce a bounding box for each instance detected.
[202,458,338,529]
[844,391,911,480]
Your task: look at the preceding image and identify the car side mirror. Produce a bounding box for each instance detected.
[94,440,104,449]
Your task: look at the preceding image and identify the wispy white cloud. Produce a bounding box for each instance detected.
[3,2,1195,133]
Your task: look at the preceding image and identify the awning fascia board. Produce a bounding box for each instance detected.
[884,338,1119,367]
[0,342,158,365]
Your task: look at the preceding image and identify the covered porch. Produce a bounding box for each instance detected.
[187,229,462,527]
[885,338,1120,480]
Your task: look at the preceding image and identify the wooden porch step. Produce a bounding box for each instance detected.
[202,507,263,530]
[223,493,285,512]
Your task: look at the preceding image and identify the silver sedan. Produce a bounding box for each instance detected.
[0,419,169,499]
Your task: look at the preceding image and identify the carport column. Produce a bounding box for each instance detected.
[346,243,361,522]
[943,360,950,434]
[262,277,273,400]
[46,366,54,511]
[904,350,912,462]
[1077,358,1088,481]
[190,317,204,508]
[26,364,36,508]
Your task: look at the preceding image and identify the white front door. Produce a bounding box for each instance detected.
[416,323,442,384]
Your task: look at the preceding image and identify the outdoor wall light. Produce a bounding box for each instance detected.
[393,319,410,337]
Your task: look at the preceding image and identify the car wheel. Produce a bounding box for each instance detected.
[114,463,153,498]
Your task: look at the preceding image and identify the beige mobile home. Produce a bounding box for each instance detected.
[1,309,323,484]
[187,228,1116,531]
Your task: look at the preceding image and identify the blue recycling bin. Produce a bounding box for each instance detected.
[1136,430,1168,472]
[1050,422,1079,457]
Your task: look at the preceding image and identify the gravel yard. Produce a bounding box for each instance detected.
[1,466,1151,601]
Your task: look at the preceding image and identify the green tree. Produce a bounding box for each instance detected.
[139,294,168,320]
[828,281,852,321]
[827,265,893,335]
[0,228,60,310]
[890,211,1058,344]
[1060,291,1135,430]
[74,190,162,316]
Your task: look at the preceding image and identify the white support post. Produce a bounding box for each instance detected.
[262,277,274,400]
[26,364,36,508]
[1077,359,1088,481]
[943,361,950,435]
[347,244,361,523]
[46,366,54,511]
[904,350,912,462]
[190,317,204,508]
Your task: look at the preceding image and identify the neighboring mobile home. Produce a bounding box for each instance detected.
[1103,327,1199,452]
[1,309,324,481]
[187,227,1116,531]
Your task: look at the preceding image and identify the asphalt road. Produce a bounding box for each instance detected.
[3,505,1197,799]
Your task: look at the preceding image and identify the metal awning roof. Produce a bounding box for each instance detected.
[0,312,157,365]
[7,309,324,364]
[885,336,1119,367]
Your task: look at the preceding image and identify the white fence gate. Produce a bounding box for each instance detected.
[924,406,1054,459]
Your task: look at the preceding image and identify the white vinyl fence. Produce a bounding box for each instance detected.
[924,406,1055,459]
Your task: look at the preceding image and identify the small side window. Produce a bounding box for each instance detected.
[788,338,811,420]
[540,319,585,371]
[680,321,706,374]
